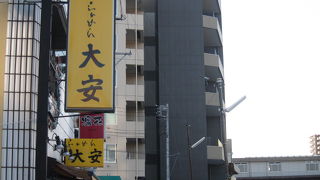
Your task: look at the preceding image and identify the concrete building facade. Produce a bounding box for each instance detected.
[144,0,226,179]
[0,0,146,179]
[234,156,320,180]
[95,0,146,179]
[0,0,227,179]
[0,0,77,179]
[310,135,320,155]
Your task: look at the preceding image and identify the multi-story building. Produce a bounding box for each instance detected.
[310,135,320,155]
[0,0,145,179]
[1,0,227,179]
[144,0,227,179]
[234,156,320,180]
[0,1,104,179]
[0,0,84,179]
[96,0,146,179]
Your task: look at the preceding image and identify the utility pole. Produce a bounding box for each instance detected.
[156,104,170,180]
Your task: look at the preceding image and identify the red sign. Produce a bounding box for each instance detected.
[80,113,104,138]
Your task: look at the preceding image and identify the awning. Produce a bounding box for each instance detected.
[47,157,93,180]
[98,176,121,180]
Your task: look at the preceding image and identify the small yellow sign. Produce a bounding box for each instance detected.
[65,139,104,167]
[66,0,114,112]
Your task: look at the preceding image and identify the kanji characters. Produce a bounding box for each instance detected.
[77,75,103,102]
[71,149,85,163]
[79,44,104,68]
[81,114,103,126]
[66,139,104,166]
[88,148,102,163]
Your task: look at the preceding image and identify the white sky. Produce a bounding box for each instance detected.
[222,0,320,158]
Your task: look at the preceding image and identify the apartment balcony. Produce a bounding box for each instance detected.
[126,137,145,170]
[204,53,224,79]
[126,159,145,171]
[125,28,144,62]
[207,140,225,165]
[125,48,144,62]
[203,15,222,47]
[126,100,145,135]
[203,0,221,15]
[126,14,144,28]
[125,84,144,102]
[206,92,220,116]
[126,121,145,134]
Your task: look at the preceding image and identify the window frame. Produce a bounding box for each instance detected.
[306,161,319,171]
[268,162,281,172]
[105,113,117,125]
[105,144,117,163]
[235,162,248,173]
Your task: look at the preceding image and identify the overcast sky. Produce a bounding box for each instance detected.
[222,0,320,158]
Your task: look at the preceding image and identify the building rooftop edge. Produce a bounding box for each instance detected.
[233,155,320,162]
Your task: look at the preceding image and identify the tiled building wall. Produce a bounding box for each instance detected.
[1,0,41,179]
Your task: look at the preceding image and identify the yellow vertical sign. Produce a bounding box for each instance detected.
[65,139,104,167]
[66,0,114,112]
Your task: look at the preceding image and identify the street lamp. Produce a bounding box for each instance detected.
[202,76,246,113]
[223,96,246,113]
[187,124,206,180]
[203,76,246,179]
[215,77,246,180]
[191,137,206,149]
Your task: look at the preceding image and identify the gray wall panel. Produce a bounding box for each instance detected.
[157,0,208,179]
[144,0,160,178]
[207,117,222,146]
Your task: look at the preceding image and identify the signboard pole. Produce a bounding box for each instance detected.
[36,0,52,179]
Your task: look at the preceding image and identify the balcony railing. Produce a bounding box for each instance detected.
[126,114,145,122]
[205,46,218,54]
[207,139,225,164]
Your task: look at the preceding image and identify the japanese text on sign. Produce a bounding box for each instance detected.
[65,138,104,167]
[80,113,104,138]
[66,0,114,111]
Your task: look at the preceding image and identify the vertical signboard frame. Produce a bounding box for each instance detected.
[65,0,115,112]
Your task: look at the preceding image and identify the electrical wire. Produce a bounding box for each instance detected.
[57,123,72,139]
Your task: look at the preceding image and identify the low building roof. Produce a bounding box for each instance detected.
[233,156,320,163]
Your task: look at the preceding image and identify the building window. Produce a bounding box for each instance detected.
[126,0,143,14]
[126,65,144,85]
[269,162,281,172]
[105,144,117,163]
[235,163,248,173]
[105,113,117,125]
[307,162,319,171]
[126,138,145,159]
[126,101,145,122]
[126,29,144,49]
